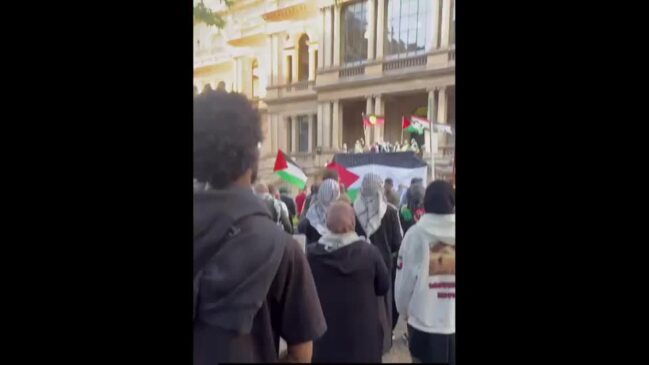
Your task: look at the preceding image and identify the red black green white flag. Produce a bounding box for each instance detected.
[273,149,308,189]
[402,115,431,135]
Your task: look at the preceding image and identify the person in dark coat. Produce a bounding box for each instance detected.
[194,90,326,364]
[303,179,341,243]
[353,173,403,351]
[278,186,297,227]
[307,202,390,363]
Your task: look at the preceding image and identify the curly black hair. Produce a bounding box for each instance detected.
[194,91,262,189]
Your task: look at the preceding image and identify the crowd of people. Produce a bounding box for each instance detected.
[340,137,424,155]
[194,90,455,364]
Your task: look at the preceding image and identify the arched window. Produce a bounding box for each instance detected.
[342,0,369,65]
[385,0,432,58]
[298,34,310,82]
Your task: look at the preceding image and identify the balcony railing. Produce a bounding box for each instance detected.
[382,55,428,72]
[339,64,365,78]
[266,80,315,99]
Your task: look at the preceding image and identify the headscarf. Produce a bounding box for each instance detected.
[424,180,455,214]
[353,173,388,237]
[306,179,341,234]
[401,184,425,222]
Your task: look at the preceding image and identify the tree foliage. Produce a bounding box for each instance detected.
[193,0,234,29]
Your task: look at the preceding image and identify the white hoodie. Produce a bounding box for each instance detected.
[394,213,455,334]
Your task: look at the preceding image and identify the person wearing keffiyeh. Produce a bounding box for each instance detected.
[353,173,404,352]
[304,179,341,243]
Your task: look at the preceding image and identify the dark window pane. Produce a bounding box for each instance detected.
[298,116,309,153]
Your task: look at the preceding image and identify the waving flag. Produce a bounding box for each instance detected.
[273,149,307,189]
[402,115,431,135]
[362,114,385,127]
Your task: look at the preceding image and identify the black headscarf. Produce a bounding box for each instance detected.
[424,180,455,214]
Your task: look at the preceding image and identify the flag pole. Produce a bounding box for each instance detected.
[400,115,404,145]
[427,90,437,182]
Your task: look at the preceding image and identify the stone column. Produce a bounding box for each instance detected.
[374,95,384,143]
[309,46,317,81]
[367,0,376,60]
[333,4,341,66]
[365,97,374,144]
[430,0,441,50]
[318,8,325,70]
[292,116,299,153]
[440,0,452,48]
[437,86,448,147]
[308,114,315,153]
[322,102,332,149]
[317,103,324,148]
[332,100,340,151]
[282,52,291,85]
[323,6,333,67]
[278,115,288,152]
[291,49,299,84]
[427,89,438,180]
[376,0,386,59]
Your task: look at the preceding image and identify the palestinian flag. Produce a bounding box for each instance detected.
[402,115,431,135]
[362,114,385,127]
[273,149,307,189]
[330,152,428,202]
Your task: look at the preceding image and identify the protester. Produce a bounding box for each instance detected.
[278,186,297,227]
[400,140,410,152]
[304,179,341,243]
[193,91,326,364]
[384,178,400,207]
[295,186,308,217]
[354,139,363,153]
[353,173,403,351]
[255,183,293,234]
[400,183,426,234]
[342,143,348,153]
[410,138,420,153]
[400,177,424,206]
[395,180,455,365]
[307,202,390,363]
[322,168,339,182]
[299,183,320,222]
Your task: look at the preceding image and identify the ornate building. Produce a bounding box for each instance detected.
[194,0,455,187]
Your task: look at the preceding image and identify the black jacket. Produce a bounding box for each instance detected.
[194,187,325,364]
[307,241,389,363]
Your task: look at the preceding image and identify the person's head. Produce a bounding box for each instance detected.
[194,91,262,189]
[411,177,423,186]
[318,179,341,208]
[326,201,356,234]
[279,186,289,196]
[254,182,269,196]
[217,81,226,91]
[424,180,455,214]
[360,173,384,199]
[406,184,426,210]
[268,184,279,198]
[202,84,214,94]
[322,168,339,182]
[384,178,394,190]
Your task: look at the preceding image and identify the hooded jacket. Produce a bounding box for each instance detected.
[307,239,390,362]
[394,213,455,334]
[193,187,287,363]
